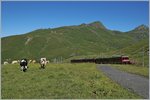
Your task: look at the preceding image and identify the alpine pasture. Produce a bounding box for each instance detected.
[2,63,141,99]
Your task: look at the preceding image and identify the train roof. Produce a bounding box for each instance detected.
[112,55,129,57]
[71,55,129,61]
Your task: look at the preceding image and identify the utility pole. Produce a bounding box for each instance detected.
[60,56,62,63]
[142,47,144,67]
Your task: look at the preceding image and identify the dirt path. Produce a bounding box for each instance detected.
[97,65,149,99]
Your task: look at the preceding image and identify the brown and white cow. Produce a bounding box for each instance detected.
[40,58,47,69]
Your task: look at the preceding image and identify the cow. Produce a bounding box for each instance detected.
[40,58,47,69]
[32,60,36,63]
[29,60,32,63]
[4,61,9,65]
[20,59,28,72]
[12,60,18,64]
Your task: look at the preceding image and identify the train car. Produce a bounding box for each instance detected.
[71,58,95,63]
[95,56,131,64]
[121,56,131,64]
[71,55,131,64]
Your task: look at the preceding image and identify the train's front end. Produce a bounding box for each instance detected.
[121,56,131,64]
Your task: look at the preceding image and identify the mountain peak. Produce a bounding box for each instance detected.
[88,21,106,29]
[134,24,149,31]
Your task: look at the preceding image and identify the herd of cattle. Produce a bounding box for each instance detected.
[3,58,49,72]
[3,59,50,65]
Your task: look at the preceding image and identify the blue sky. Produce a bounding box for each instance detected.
[1,1,149,37]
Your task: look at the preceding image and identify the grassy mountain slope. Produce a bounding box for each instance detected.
[114,39,149,67]
[1,21,149,63]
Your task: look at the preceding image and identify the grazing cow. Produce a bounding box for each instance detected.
[32,60,36,63]
[12,60,18,64]
[29,60,32,63]
[40,58,47,69]
[20,59,28,72]
[4,61,9,65]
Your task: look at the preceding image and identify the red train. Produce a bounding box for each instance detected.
[71,56,131,64]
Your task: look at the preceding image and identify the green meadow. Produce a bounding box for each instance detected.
[2,63,141,99]
[110,64,149,78]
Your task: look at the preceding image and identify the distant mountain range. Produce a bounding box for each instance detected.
[1,21,149,64]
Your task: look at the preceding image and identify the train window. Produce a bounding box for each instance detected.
[123,57,129,60]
